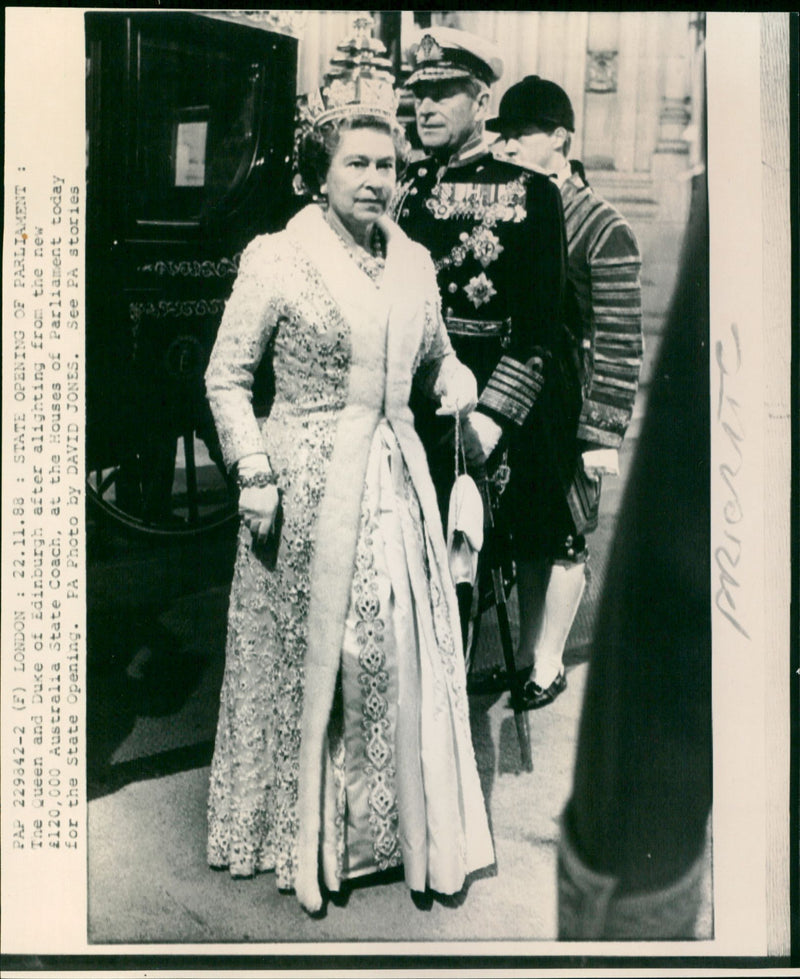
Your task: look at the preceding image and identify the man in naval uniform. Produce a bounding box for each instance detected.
[392,27,580,698]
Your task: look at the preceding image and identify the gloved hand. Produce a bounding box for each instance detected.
[237,453,280,542]
[582,448,619,480]
[436,362,478,418]
[461,411,504,468]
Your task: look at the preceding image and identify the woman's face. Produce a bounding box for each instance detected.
[323,127,397,232]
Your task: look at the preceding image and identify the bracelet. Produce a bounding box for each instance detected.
[237,470,278,490]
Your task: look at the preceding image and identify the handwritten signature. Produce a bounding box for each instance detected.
[714,322,749,639]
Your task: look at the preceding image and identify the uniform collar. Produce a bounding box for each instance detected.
[436,130,492,171]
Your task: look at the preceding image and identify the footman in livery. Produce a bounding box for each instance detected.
[489,76,644,709]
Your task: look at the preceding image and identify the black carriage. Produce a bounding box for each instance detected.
[85,12,298,536]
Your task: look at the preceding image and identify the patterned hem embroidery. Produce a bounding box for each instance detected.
[353,505,402,871]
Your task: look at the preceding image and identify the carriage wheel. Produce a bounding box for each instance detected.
[86,428,238,538]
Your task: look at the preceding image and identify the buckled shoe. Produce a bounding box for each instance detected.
[521,670,567,710]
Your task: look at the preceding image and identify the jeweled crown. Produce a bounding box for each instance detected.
[299,16,399,129]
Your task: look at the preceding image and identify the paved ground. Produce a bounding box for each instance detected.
[84,388,712,947]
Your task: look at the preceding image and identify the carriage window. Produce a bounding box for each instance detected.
[134,34,262,224]
[174,111,208,187]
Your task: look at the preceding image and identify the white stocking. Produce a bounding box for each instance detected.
[531,561,587,689]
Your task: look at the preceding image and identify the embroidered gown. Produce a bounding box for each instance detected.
[205,204,494,902]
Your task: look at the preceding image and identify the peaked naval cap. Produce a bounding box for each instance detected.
[406,27,503,89]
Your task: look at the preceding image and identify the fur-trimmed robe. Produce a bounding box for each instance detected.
[205,204,493,910]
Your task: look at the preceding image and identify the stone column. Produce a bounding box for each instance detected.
[651,12,694,226]
[582,11,621,170]
[686,13,707,169]
[456,10,542,117]
[653,12,693,170]
[634,14,662,173]
[561,11,590,161]
[615,13,643,174]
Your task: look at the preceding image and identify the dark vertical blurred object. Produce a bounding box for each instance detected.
[558,160,711,938]
[375,10,403,78]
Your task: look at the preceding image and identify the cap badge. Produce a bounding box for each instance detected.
[418,34,444,64]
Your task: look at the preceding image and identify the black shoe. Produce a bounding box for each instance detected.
[411,889,434,911]
[521,671,567,710]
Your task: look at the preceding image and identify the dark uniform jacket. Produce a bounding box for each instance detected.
[392,142,580,555]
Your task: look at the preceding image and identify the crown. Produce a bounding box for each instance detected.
[298,16,399,129]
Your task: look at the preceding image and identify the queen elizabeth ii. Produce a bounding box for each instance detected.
[204,23,494,915]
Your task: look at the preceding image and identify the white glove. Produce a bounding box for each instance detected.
[435,363,478,418]
[582,448,619,479]
[461,411,504,467]
[237,453,280,542]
